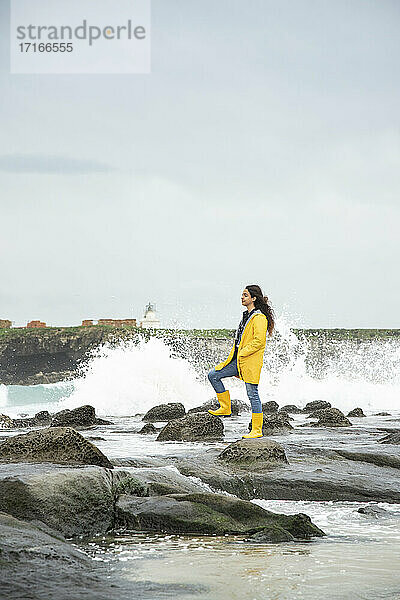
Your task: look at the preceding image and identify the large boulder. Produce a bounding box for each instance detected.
[0,463,115,537]
[157,412,224,442]
[0,427,113,468]
[303,400,331,413]
[188,398,249,416]
[51,405,97,428]
[308,408,352,427]
[115,491,325,541]
[218,438,288,468]
[347,407,366,418]
[142,402,186,422]
[249,413,294,435]
[262,401,279,414]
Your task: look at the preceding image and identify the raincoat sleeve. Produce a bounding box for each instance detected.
[237,315,268,358]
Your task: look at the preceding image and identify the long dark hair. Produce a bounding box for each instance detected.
[246,284,275,336]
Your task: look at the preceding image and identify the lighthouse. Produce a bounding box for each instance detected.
[139,302,161,329]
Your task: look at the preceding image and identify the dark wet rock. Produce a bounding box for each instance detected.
[303,400,331,413]
[375,412,391,416]
[347,408,366,418]
[95,417,113,425]
[379,432,400,445]
[114,474,149,497]
[157,412,224,442]
[307,408,332,419]
[248,513,323,543]
[51,405,97,428]
[115,465,207,497]
[277,410,295,420]
[34,410,52,423]
[249,413,294,435]
[174,441,400,504]
[188,398,249,416]
[308,407,352,427]
[262,401,279,414]
[334,449,400,470]
[0,414,14,429]
[280,404,303,414]
[218,438,288,468]
[139,423,159,434]
[142,402,186,422]
[357,505,389,517]
[115,491,325,540]
[248,525,294,542]
[0,512,116,600]
[0,463,116,537]
[0,426,113,468]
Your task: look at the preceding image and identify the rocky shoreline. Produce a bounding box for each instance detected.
[1,399,399,598]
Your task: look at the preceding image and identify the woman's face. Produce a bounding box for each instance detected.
[241,288,256,308]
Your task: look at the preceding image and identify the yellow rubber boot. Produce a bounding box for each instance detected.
[242,412,263,438]
[208,390,231,416]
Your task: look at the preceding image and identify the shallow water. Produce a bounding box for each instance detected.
[82,498,400,600]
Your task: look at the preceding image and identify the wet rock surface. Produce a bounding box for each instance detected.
[218,438,288,468]
[0,463,115,537]
[51,405,95,427]
[142,402,186,422]
[138,423,159,434]
[157,412,224,442]
[333,449,400,469]
[303,400,331,413]
[0,426,113,468]
[188,398,249,416]
[0,414,14,429]
[115,491,325,539]
[248,413,294,435]
[347,407,366,417]
[280,404,303,414]
[173,430,400,504]
[262,401,279,414]
[307,407,352,427]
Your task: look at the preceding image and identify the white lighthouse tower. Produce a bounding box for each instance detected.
[139,302,161,329]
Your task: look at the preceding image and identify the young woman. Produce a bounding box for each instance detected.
[207,285,275,438]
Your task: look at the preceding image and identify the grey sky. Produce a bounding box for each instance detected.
[0,0,399,328]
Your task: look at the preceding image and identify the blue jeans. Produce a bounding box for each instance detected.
[208,359,262,413]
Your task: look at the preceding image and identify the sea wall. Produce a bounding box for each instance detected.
[0,326,399,385]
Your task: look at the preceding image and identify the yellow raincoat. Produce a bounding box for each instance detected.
[215,311,268,384]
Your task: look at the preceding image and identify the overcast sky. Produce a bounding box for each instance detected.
[0,0,399,329]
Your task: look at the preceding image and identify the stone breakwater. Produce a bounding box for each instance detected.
[0,326,398,385]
